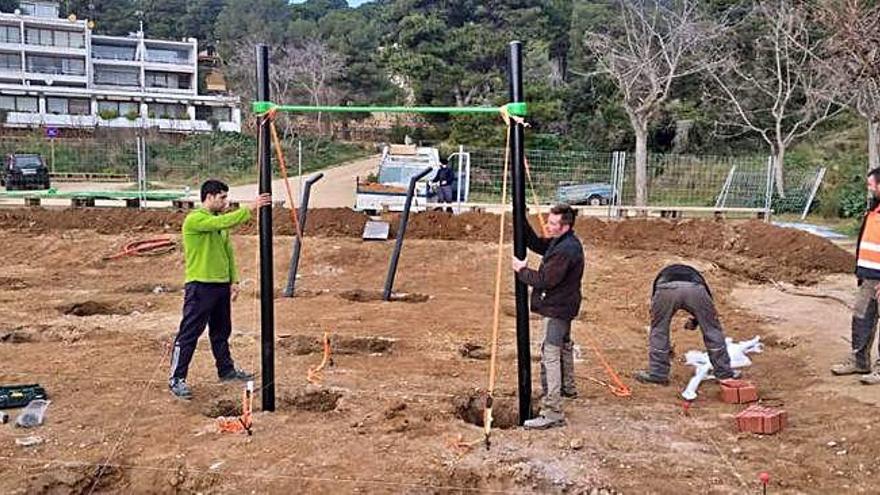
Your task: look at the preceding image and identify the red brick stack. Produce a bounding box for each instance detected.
[734,405,787,434]
[719,379,758,404]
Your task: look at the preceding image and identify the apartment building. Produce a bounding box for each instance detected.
[0,1,240,134]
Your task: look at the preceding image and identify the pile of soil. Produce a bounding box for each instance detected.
[0,208,853,284]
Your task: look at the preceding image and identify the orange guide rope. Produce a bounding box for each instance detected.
[307,332,333,385]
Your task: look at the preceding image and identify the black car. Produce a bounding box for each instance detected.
[2,154,51,191]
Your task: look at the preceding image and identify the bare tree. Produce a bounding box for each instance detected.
[289,40,345,135]
[223,38,344,137]
[584,0,721,206]
[818,0,880,171]
[223,36,304,136]
[708,1,847,196]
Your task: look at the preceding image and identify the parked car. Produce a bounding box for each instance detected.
[2,154,51,191]
[556,182,616,206]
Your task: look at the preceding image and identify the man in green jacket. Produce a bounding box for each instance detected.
[168,179,271,399]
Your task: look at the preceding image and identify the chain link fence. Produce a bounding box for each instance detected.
[0,133,367,191]
[463,146,825,217]
[0,134,826,217]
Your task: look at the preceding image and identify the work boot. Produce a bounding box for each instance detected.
[830,358,870,376]
[860,371,880,385]
[523,412,565,430]
[219,368,254,382]
[715,369,742,380]
[168,378,192,400]
[634,370,669,386]
[561,389,578,399]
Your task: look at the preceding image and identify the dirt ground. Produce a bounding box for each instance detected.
[0,207,874,493]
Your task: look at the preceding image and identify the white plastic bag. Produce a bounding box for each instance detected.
[15,399,50,428]
[681,337,764,400]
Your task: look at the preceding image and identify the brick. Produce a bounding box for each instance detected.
[735,405,786,434]
[719,379,758,404]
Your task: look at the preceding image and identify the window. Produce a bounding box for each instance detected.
[46,96,64,114]
[0,95,37,112]
[197,106,232,122]
[146,48,190,64]
[69,32,84,49]
[149,103,187,119]
[46,97,90,115]
[26,55,85,75]
[54,31,67,48]
[19,2,35,15]
[19,2,59,18]
[0,52,19,70]
[35,3,58,18]
[94,68,139,86]
[97,100,139,118]
[144,72,191,90]
[92,44,135,61]
[145,72,173,88]
[69,98,89,115]
[0,25,20,44]
[25,29,84,49]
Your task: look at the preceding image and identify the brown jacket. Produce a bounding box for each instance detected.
[515,227,585,321]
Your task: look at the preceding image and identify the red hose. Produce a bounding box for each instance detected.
[103,237,176,260]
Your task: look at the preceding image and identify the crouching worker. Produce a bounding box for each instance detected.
[512,204,585,429]
[635,264,739,385]
[168,179,272,399]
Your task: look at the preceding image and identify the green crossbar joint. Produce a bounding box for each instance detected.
[252,100,275,114]
[504,102,527,117]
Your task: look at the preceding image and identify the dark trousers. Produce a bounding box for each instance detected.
[852,278,880,369]
[169,282,235,381]
[438,185,454,203]
[649,281,734,379]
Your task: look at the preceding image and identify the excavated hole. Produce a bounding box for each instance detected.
[202,398,242,418]
[0,277,28,291]
[0,324,99,344]
[0,328,35,343]
[281,389,342,412]
[27,465,126,494]
[59,301,129,316]
[459,342,490,360]
[285,288,331,299]
[338,289,429,303]
[278,334,395,355]
[453,390,531,429]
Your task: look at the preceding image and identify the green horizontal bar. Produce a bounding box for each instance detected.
[253,101,528,117]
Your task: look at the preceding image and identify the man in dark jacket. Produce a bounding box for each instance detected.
[635,264,738,385]
[512,204,585,429]
[430,158,455,212]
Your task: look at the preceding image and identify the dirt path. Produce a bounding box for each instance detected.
[731,276,880,405]
[227,155,380,207]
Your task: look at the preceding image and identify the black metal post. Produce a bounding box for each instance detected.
[256,44,275,412]
[509,41,531,425]
[282,172,324,297]
[383,166,432,301]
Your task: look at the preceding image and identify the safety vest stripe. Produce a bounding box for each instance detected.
[858,258,880,271]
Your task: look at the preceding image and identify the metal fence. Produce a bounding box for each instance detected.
[0,134,827,217]
[463,146,825,217]
[0,134,271,190]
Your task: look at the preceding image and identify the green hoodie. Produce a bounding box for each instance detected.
[182,207,252,283]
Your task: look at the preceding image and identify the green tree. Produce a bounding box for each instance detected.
[64,0,139,36]
[0,1,18,13]
[214,0,291,54]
